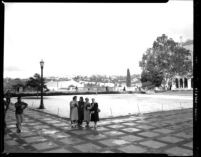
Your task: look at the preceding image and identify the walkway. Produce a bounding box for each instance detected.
[4,104,193,155]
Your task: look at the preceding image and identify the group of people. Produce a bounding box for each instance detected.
[4,95,100,133]
[70,96,100,128]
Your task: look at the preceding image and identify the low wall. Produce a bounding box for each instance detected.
[7,91,144,97]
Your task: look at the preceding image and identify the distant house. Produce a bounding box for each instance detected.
[45,80,59,91]
[104,82,115,87]
[132,80,142,88]
[46,79,84,91]
[183,40,193,64]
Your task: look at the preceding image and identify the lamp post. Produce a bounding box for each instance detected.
[39,60,45,109]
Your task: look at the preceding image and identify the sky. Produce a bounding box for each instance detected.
[4,1,193,79]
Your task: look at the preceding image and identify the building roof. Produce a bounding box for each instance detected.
[46,79,84,88]
[132,80,141,84]
[183,39,193,46]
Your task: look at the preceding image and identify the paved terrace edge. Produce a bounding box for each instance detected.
[8,103,193,121]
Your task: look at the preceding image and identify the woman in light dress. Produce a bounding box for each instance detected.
[84,97,92,127]
[70,96,78,127]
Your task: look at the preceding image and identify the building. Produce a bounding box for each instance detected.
[183,39,193,65]
[171,39,193,90]
[46,79,84,91]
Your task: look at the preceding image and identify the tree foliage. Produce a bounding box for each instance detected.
[26,73,48,92]
[139,34,192,88]
[140,70,163,87]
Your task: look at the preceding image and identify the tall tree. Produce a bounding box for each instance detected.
[126,68,131,87]
[26,73,48,94]
[139,34,192,89]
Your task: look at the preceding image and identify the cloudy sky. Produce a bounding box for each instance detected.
[4,0,193,79]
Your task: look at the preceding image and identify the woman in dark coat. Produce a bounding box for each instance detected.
[90,98,100,128]
[78,97,84,127]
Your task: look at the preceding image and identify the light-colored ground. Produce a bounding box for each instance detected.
[10,93,193,118]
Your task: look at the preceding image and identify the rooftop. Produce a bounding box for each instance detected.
[182,39,193,46]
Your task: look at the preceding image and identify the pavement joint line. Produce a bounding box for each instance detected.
[4,105,192,154]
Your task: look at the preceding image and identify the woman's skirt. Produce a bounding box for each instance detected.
[84,110,90,122]
[91,112,99,122]
[71,107,78,121]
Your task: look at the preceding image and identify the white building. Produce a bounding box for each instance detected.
[171,39,193,90]
[46,79,84,91]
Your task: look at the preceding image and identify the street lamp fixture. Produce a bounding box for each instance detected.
[39,60,45,109]
[40,60,44,68]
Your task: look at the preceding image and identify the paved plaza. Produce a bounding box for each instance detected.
[4,104,193,155]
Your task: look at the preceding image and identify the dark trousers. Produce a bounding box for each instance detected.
[16,114,24,130]
[78,112,84,126]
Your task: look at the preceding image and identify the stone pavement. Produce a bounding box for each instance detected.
[4,104,193,155]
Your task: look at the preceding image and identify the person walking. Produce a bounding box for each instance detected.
[14,96,28,133]
[78,97,84,127]
[70,96,78,127]
[90,98,100,128]
[4,97,10,132]
[84,97,92,127]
